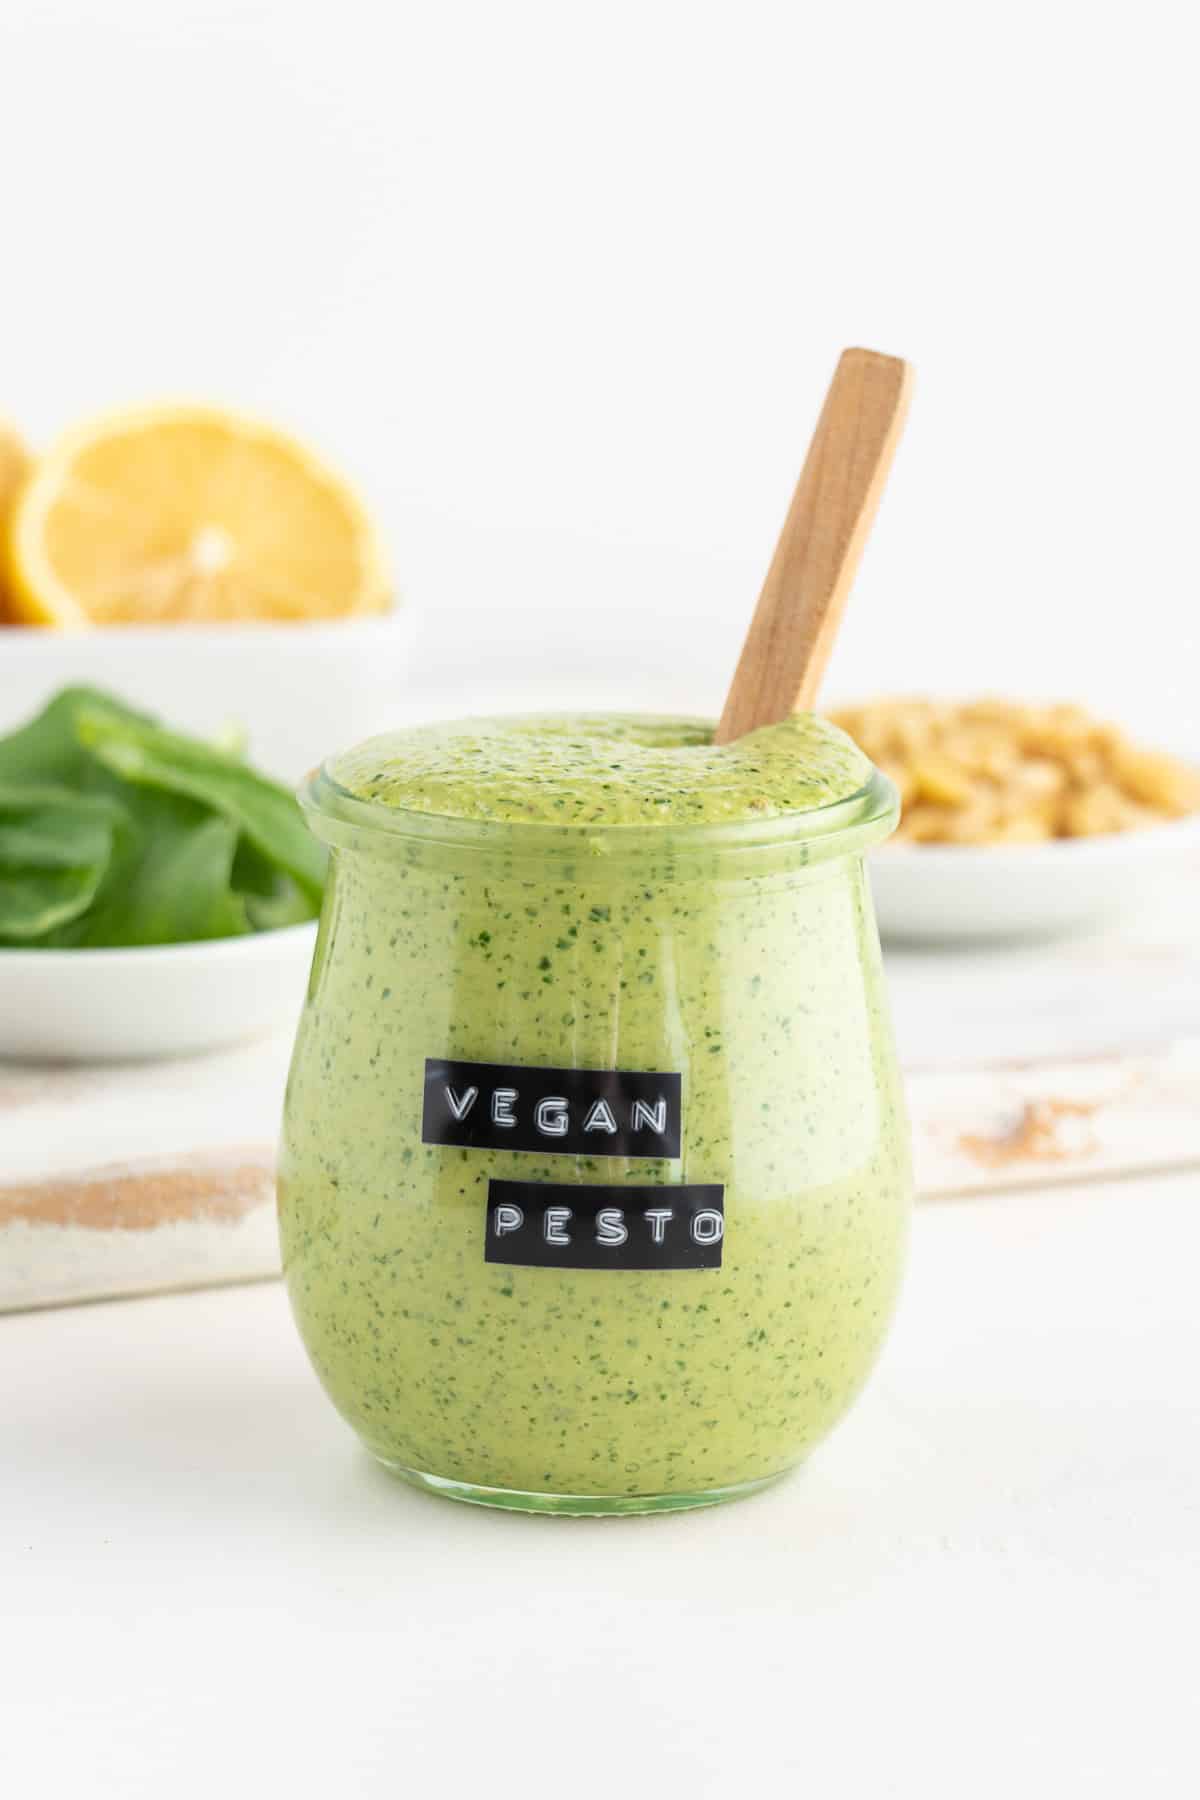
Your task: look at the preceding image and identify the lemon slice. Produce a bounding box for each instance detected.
[0,419,32,623]
[5,405,391,627]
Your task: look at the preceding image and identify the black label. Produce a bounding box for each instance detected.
[485,1180,724,1270]
[422,1058,682,1159]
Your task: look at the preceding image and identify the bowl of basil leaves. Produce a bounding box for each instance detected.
[0,687,323,1061]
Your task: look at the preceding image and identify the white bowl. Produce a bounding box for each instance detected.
[868,812,1200,943]
[0,611,416,781]
[0,923,317,1062]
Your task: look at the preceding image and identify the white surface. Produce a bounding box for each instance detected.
[0,922,314,1061]
[3,1168,1197,1798]
[0,613,415,782]
[1,17,1195,1784]
[1,2,1198,746]
[886,882,1200,1068]
[907,1040,1200,1196]
[0,1033,291,1182]
[868,820,1200,944]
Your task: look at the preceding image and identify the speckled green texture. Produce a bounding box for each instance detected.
[278,713,910,1508]
[327,712,870,826]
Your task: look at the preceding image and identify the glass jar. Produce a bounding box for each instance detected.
[278,756,910,1514]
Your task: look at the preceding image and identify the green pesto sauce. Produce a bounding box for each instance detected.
[328,712,871,827]
[279,712,909,1506]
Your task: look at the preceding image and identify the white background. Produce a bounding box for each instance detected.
[2,8,1199,1797]
[2,0,1198,735]
[4,1170,1199,1799]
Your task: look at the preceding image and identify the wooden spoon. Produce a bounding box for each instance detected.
[715,347,912,744]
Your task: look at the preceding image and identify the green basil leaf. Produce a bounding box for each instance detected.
[0,689,323,948]
[75,708,326,902]
[0,689,152,789]
[0,864,109,941]
[0,785,126,868]
[0,786,125,940]
[230,837,314,929]
[62,794,248,948]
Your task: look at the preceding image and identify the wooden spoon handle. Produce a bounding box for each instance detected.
[715,347,912,744]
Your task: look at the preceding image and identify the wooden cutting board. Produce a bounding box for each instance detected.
[3,889,1197,1310]
[891,880,1200,1194]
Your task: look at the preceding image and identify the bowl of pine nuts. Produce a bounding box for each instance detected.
[829,699,1200,941]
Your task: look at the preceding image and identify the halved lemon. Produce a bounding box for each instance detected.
[5,405,391,627]
[0,419,32,622]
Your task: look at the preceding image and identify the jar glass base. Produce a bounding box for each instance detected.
[372,1456,794,1516]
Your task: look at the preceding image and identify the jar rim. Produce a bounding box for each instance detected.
[301,760,900,865]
